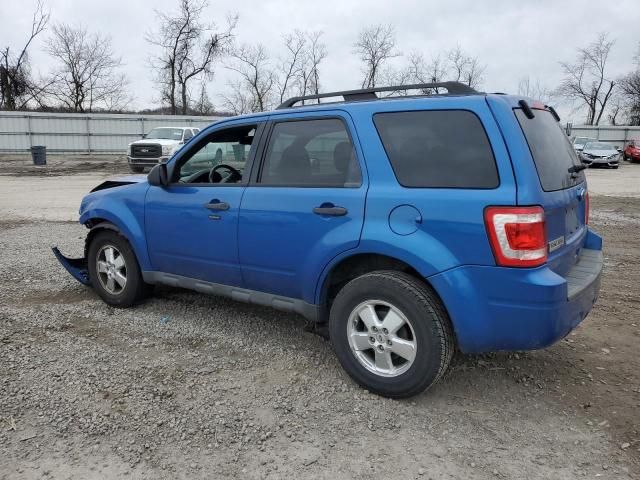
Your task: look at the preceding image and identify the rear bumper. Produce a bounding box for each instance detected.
[429,228,603,353]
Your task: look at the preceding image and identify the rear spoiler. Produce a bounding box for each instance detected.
[518,100,561,122]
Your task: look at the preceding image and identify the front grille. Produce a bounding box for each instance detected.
[131,143,162,158]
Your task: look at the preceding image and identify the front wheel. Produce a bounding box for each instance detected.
[329,271,454,398]
[87,230,151,307]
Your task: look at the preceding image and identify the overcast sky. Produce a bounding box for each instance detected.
[2,0,639,122]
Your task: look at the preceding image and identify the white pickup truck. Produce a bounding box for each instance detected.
[127,127,200,173]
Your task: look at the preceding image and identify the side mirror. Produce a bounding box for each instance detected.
[148,163,169,187]
[142,133,147,139]
[616,146,622,152]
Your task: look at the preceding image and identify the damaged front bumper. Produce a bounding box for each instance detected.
[52,247,90,285]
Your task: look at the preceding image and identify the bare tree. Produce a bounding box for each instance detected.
[275,31,306,104]
[46,23,130,112]
[219,80,253,115]
[447,45,485,88]
[300,31,327,103]
[224,44,275,113]
[402,52,447,93]
[225,29,326,113]
[606,95,625,125]
[402,49,485,93]
[354,24,399,88]
[557,33,616,125]
[0,0,49,110]
[517,76,552,103]
[619,43,640,125]
[147,0,236,115]
[193,81,214,114]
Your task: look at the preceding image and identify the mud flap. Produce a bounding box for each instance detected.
[51,247,90,286]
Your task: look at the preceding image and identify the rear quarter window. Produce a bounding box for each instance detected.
[373,110,499,189]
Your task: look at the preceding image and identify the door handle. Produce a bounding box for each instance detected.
[204,201,230,211]
[313,204,348,216]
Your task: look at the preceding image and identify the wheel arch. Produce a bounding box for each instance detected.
[316,251,448,324]
[83,219,121,258]
[82,214,151,271]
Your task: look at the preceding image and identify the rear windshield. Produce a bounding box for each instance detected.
[515,109,584,191]
[373,110,499,188]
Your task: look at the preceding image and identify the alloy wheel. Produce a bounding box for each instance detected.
[96,245,127,295]
[347,300,417,377]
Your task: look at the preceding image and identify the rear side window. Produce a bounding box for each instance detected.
[373,110,499,188]
[515,109,584,191]
[259,118,361,187]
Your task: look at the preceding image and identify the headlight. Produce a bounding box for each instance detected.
[162,145,173,155]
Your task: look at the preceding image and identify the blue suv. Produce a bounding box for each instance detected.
[54,82,603,398]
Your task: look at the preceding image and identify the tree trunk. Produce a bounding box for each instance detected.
[169,61,176,115]
[181,82,188,115]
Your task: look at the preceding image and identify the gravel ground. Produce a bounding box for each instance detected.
[0,157,639,479]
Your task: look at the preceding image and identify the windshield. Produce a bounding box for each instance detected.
[515,109,584,191]
[584,142,615,151]
[574,137,592,145]
[146,128,183,140]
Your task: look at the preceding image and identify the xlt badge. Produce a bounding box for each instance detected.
[548,236,565,253]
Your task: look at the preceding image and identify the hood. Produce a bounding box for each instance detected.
[129,138,182,146]
[90,174,147,193]
[582,148,618,157]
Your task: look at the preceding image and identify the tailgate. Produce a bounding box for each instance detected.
[513,108,588,276]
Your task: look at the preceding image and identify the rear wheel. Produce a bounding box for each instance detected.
[129,165,145,173]
[329,271,454,398]
[88,230,151,307]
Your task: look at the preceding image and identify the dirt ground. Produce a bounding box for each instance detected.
[0,155,639,479]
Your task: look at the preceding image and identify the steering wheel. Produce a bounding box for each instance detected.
[209,164,242,184]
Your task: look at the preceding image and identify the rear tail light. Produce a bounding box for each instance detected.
[585,192,589,224]
[484,206,547,267]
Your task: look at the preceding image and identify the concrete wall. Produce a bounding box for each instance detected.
[0,111,225,154]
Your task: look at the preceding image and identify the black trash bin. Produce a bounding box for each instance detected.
[31,145,47,166]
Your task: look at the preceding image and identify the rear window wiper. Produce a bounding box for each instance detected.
[567,164,587,178]
[568,164,587,174]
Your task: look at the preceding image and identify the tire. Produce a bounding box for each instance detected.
[87,230,151,308]
[329,270,454,398]
[129,165,145,173]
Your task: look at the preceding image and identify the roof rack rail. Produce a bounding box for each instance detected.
[277,82,478,109]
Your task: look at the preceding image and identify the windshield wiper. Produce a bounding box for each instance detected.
[568,164,587,174]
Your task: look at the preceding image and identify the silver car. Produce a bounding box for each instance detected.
[579,141,620,169]
[573,136,596,152]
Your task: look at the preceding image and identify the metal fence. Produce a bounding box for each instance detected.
[2,110,640,155]
[0,111,225,154]
[567,124,640,148]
